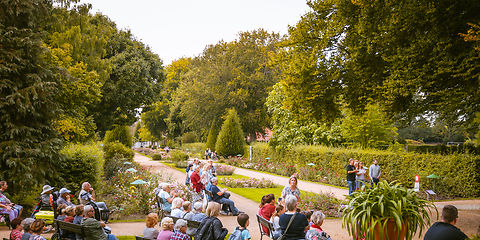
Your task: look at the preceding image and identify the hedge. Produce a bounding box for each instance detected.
[60,143,104,192]
[244,143,480,198]
[407,144,480,155]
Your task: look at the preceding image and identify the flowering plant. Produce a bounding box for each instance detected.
[299,192,343,218]
[214,164,235,175]
[221,177,278,188]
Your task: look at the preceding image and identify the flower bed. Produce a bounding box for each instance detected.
[299,192,343,218]
[214,164,235,175]
[221,177,278,188]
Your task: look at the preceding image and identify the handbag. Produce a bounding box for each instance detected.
[277,212,297,240]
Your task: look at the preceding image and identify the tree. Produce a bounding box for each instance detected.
[141,101,169,141]
[205,119,220,151]
[215,109,245,157]
[341,104,398,148]
[0,0,63,195]
[104,125,132,147]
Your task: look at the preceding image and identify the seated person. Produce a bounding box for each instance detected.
[170,198,184,218]
[424,205,468,240]
[194,202,228,240]
[184,202,207,236]
[40,185,56,211]
[20,218,35,240]
[29,219,47,240]
[181,201,192,218]
[279,195,309,240]
[57,188,75,207]
[73,205,84,224]
[156,183,178,214]
[81,205,117,240]
[210,177,240,216]
[170,219,190,240]
[0,181,23,220]
[306,211,331,240]
[56,204,68,221]
[10,217,23,240]
[79,182,108,210]
[157,217,174,240]
[143,213,159,240]
[64,206,75,223]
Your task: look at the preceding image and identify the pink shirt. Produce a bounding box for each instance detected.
[156,230,174,240]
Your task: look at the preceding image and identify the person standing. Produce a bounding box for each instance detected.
[346,159,358,195]
[369,159,381,185]
[424,205,468,240]
[356,162,367,190]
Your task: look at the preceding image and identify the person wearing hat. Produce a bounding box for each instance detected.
[40,185,55,211]
[57,188,74,207]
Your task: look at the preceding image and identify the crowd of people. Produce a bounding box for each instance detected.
[1,180,117,240]
[346,158,381,195]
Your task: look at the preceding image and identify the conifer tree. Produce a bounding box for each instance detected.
[206,119,219,151]
[216,109,245,157]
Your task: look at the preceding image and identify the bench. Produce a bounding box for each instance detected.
[0,213,11,229]
[166,215,201,235]
[53,219,85,240]
[204,189,214,201]
[256,214,274,240]
[425,190,436,200]
[156,195,167,219]
[135,236,146,240]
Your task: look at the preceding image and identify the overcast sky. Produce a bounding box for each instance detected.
[80,0,311,65]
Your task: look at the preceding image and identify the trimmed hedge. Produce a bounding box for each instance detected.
[407,144,480,155]
[247,143,480,198]
[60,143,104,192]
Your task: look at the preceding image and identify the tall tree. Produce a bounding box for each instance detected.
[0,0,63,194]
[216,109,245,157]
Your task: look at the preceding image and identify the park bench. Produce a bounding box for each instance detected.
[4,238,9,240]
[204,189,214,201]
[0,213,11,229]
[135,236,146,240]
[52,219,85,240]
[256,214,274,240]
[155,195,167,219]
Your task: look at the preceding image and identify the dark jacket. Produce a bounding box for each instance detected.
[194,216,228,240]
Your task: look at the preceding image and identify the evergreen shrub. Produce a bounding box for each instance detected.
[245,143,480,198]
[206,120,219,151]
[60,143,104,191]
[216,109,245,157]
[171,150,189,162]
[151,153,162,160]
[104,125,133,147]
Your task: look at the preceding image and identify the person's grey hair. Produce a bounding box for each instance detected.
[159,182,170,191]
[285,194,297,211]
[210,177,218,183]
[311,211,325,225]
[83,205,93,216]
[171,197,183,209]
[81,182,89,189]
[193,201,203,212]
[174,219,187,231]
[21,218,35,232]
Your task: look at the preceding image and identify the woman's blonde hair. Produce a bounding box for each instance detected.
[206,201,221,217]
[145,213,158,228]
[160,217,174,231]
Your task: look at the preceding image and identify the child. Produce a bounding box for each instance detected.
[271,205,285,239]
[228,213,251,240]
[56,204,67,221]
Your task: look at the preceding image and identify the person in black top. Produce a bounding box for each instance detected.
[346,158,358,195]
[210,177,240,216]
[279,194,309,240]
[424,205,468,240]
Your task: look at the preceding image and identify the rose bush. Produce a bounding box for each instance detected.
[221,177,278,188]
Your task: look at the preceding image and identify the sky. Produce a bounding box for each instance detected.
[80,0,311,65]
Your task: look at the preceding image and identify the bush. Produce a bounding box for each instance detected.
[171,150,189,162]
[214,164,235,175]
[151,153,162,160]
[216,109,245,157]
[60,143,104,192]
[103,142,134,161]
[221,177,278,188]
[104,125,133,147]
[407,143,480,155]
[178,142,205,155]
[206,120,219,151]
[175,161,189,168]
[243,142,480,198]
[181,132,197,144]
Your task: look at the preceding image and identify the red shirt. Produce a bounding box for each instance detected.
[10,229,22,240]
[260,203,276,235]
[190,171,202,193]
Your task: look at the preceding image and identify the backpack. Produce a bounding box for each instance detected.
[228,227,246,240]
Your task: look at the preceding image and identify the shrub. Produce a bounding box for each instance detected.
[216,109,245,157]
[60,143,104,191]
[175,161,189,168]
[181,132,197,144]
[214,164,235,175]
[206,120,219,151]
[171,150,189,162]
[103,142,134,161]
[221,177,278,188]
[104,125,133,147]
[151,153,162,160]
[299,192,342,218]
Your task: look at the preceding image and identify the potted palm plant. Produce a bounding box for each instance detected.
[342,181,436,240]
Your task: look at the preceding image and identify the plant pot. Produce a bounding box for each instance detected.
[374,219,406,240]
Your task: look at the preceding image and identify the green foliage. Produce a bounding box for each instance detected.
[103,142,134,162]
[151,153,162,160]
[170,150,189,162]
[341,104,398,148]
[60,143,104,192]
[216,109,245,157]
[244,143,480,198]
[206,120,220,151]
[342,181,435,240]
[0,0,63,196]
[172,29,281,138]
[104,125,133,147]
[181,132,197,144]
[141,101,169,140]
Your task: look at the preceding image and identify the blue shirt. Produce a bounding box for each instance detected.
[210,185,223,202]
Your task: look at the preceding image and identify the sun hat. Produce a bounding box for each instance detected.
[41,185,54,194]
[59,187,71,194]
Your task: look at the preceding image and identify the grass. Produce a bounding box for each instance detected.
[109,219,145,223]
[117,236,137,240]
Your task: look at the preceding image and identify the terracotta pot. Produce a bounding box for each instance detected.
[374,219,406,240]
